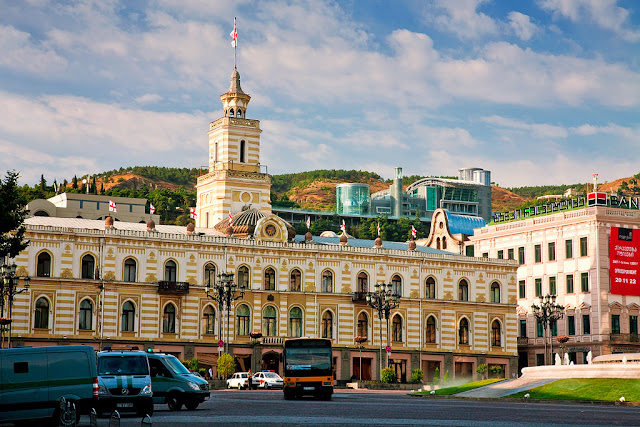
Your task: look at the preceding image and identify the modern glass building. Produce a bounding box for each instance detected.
[336,183,370,215]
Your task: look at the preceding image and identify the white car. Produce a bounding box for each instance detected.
[252,372,284,389]
[226,372,249,389]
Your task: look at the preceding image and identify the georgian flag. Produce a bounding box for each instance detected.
[340,220,346,232]
[376,223,381,236]
[587,192,607,206]
[411,225,417,239]
[108,200,117,213]
[228,212,233,227]
[150,204,156,214]
[306,216,311,229]
[230,18,237,47]
[190,208,197,219]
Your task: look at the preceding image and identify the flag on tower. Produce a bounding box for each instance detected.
[230,18,237,47]
[411,225,417,239]
[150,204,156,214]
[228,212,233,227]
[306,216,311,229]
[108,200,117,213]
[190,208,197,219]
[376,223,381,236]
[340,220,346,232]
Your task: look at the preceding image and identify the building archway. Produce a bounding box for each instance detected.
[262,351,280,375]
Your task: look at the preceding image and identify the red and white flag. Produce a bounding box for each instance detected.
[108,200,117,213]
[230,18,237,47]
[587,192,607,206]
[190,208,197,219]
[228,212,233,227]
[376,222,381,236]
[150,204,156,214]
[306,216,311,229]
[340,220,346,232]
[411,225,417,239]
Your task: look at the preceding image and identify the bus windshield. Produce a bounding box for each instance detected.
[284,347,332,375]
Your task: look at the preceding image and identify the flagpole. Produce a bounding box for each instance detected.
[234,17,237,70]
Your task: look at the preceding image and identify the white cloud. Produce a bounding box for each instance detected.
[0,25,67,74]
[481,115,568,139]
[135,94,163,104]
[571,123,639,140]
[508,11,539,41]
[540,0,640,42]
[430,0,499,40]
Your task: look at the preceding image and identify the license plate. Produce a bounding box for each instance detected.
[117,403,133,408]
[303,386,315,391]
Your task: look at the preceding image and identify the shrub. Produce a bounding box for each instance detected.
[433,367,440,385]
[381,367,397,384]
[476,363,488,379]
[443,369,450,384]
[217,353,236,379]
[410,369,424,383]
[489,365,504,377]
[199,368,207,378]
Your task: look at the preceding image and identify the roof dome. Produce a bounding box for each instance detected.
[305,231,313,242]
[105,216,114,228]
[186,223,195,233]
[408,240,417,251]
[146,219,155,230]
[374,237,383,248]
[339,233,348,245]
[228,69,245,94]
[225,226,234,236]
[215,208,295,239]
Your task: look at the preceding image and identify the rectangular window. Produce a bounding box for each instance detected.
[566,274,574,294]
[482,252,488,258]
[519,280,526,299]
[565,239,573,259]
[465,245,474,257]
[583,314,591,335]
[631,315,638,336]
[548,242,556,261]
[518,247,525,265]
[568,316,575,336]
[536,319,543,337]
[581,272,589,292]
[550,319,557,336]
[612,314,621,334]
[520,319,527,338]
[536,353,545,366]
[535,244,541,263]
[580,237,588,257]
[497,250,504,259]
[535,278,542,297]
[508,248,514,260]
[549,276,556,295]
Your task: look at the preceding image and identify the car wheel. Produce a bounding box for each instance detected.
[185,401,199,411]
[238,383,242,390]
[167,393,183,411]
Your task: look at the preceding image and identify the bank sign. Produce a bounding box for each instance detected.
[492,192,640,224]
[610,227,640,296]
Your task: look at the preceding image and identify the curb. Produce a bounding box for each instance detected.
[408,394,640,407]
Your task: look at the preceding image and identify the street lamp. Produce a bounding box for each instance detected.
[205,272,245,354]
[0,261,30,348]
[354,336,368,383]
[366,282,400,380]
[531,294,564,365]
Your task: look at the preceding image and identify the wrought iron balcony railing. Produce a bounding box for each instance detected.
[157,281,190,295]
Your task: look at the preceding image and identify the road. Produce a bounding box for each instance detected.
[84,389,640,426]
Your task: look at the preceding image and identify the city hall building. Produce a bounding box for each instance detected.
[471,195,640,371]
[9,65,518,383]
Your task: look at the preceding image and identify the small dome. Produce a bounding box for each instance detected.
[186,223,195,233]
[374,237,383,248]
[225,226,234,236]
[146,219,156,230]
[339,233,348,245]
[288,227,296,240]
[408,240,417,251]
[320,231,338,238]
[305,231,313,241]
[105,216,114,228]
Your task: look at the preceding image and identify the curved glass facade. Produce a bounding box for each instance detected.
[336,184,370,215]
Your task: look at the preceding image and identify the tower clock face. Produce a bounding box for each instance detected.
[265,224,276,237]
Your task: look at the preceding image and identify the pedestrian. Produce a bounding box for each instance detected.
[247,369,253,390]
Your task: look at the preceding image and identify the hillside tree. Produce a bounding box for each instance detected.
[0,171,30,260]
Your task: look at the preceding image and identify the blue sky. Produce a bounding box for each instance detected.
[1,0,639,188]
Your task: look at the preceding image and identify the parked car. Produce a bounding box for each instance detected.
[147,353,210,411]
[226,372,249,389]
[252,371,284,389]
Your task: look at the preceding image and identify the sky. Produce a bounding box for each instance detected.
[1,0,639,188]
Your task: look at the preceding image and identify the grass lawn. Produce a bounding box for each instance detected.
[414,379,505,396]
[510,378,640,402]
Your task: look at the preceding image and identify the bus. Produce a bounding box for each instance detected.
[283,338,333,400]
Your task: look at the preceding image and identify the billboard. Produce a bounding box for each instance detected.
[610,226,640,296]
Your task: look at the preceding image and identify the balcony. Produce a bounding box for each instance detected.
[262,336,284,345]
[352,292,368,303]
[610,333,639,343]
[517,337,529,346]
[157,281,190,295]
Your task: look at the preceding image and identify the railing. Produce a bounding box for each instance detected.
[610,333,640,343]
[352,292,368,303]
[157,281,190,294]
[262,336,284,345]
[517,337,529,346]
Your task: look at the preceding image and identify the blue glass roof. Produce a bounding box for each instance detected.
[294,235,449,255]
[444,210,485,236]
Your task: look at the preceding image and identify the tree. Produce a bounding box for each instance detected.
[410,368,424,383]
[39,174,47,192]
[432,367,440,385]
[0,171,30,260]
[217,353,235,379]
[72,175,78,189]
[476,363,488,380]
[443,369,450,384]
[380,367,397,384]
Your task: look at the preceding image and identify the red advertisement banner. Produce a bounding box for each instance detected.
[610,227,640,296]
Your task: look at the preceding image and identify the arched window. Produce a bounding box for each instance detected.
[264,267,276,290]
[322,270,333,293]
[263,306,277,336]
[392,314,402,342]
[459,318,469,345]
[81,254,95,279]
[425,277,436,299]
[34,297,49,329]
[237,109,243,118]
[322,311,333,339]
[34,210,49,217]
[290,269,301,292]
[164,260,177,282]
[426,316,436,344]
[36,252,51,277]
[437,237,441,249]
[357,272,368,293]
[237,266,250,289]
[442,237,447,249]
[491,320,502,347]
[203,305,215,335]
[236,304,250,336]
[240,140,246,163]
[79,299,93,330]
[122,301,135,332]
[229,108,234,117]
[163,304,176,333]
[458,279,469,301]
[124,258,137,282]
[289,307,303,337]
[357,312,368,338]
[391,274,402,296]
[204,263,216,287]
[490,282,500,303]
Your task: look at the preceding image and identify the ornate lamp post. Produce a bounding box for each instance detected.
[531,294,564,365]
[205,272,245,354]
[0,261,30,348]
[366,282,400,380]
[354,336,368,382]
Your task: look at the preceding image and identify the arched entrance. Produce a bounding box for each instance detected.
[262,351,280,375]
